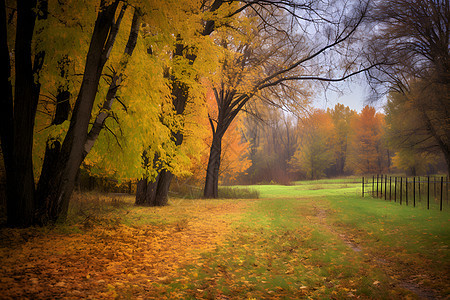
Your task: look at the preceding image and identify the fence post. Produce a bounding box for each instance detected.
[390,176,392,201]
[413,177,416,207]
[362,177,364,197]
[381,175,383,198]
[445,176,448,204]
[405,177,408,206]
[427,176,430,210]
[446,176,448,204]
[377,174,378,198]
[418,176,422,202]
[372,175,375,197]
[385,175,387,200]
[394,177,397,202]
[400,177,403,205]
[440,177,443,211]
[434,176,437,200]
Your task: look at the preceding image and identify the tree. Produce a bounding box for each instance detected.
[346,105,389,174]
[384,88,445,175]
[1,0,44,226]
[289,109,334,179]
[367,0,450,174]
[391,149,439,176]
[203,0,377,198]
[34,1,142,225]
[1,0,174,226]
[241,107,299,184]
[327,104,357,176]
[135,0,229,206]
[185,91,251,184]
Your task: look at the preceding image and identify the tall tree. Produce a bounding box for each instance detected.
[2,1,153,226]
[1,0,44,226]
[135,0,227,206]
[34,1,138,224]
[203,0,377,198]
[346,105,389,174]
[289,109,334,180]
[367,0,450,174]
[327,104,356,176]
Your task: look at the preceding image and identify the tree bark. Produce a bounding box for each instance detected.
[0,0,15,224]
[35,1,120,223]
[204,134,223,198]
[154,169,173,206]
[4,1,40,227]
[135,177,158,206]
[135,171,170,206]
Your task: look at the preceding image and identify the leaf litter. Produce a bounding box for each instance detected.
[0,198,249,299]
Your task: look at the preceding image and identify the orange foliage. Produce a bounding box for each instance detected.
[347,106,389,174]
[188,88,251,184]
[0,197,247,299]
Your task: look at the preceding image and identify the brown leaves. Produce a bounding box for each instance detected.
[0,199,248,299]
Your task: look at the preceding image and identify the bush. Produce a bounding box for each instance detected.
[218,187,260,199]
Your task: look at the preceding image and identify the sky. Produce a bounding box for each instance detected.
[312,81,386,113]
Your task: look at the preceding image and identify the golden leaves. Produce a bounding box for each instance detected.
[0,198,248,299]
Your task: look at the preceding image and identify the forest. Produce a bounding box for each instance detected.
[0,0,449,298]
[2,0,448,227]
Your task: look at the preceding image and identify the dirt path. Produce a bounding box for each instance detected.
[311,204,441,300]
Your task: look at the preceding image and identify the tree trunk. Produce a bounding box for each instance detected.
[154,170,173,206]
[0,0,15,225]
[204,134,223,198]
[4,1,40,227]
[35,140,61,224]
[135,176,158,206]
[135,171,171,206]
[35,1,120,223]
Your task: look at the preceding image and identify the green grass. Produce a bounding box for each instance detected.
[171,196,395,299]
[41,181,450,298]
[168,180,449,299]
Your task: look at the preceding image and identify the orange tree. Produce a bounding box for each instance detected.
[203,1,378,198]
[346,106,390,174]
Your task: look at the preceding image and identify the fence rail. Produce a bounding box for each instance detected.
[362,175,449,211]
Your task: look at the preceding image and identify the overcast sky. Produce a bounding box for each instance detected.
[312,81,386,113]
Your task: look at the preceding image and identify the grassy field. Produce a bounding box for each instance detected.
[0,180,448,299]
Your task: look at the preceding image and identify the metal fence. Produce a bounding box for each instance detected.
[362,175,449,211]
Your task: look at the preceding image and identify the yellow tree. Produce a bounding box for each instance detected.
[1,0,208,226]
[289,109,334,179]
[327,104,357,176]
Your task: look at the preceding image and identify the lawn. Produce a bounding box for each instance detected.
[0,180,448,299]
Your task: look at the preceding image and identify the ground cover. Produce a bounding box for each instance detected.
[0,181,448,299]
